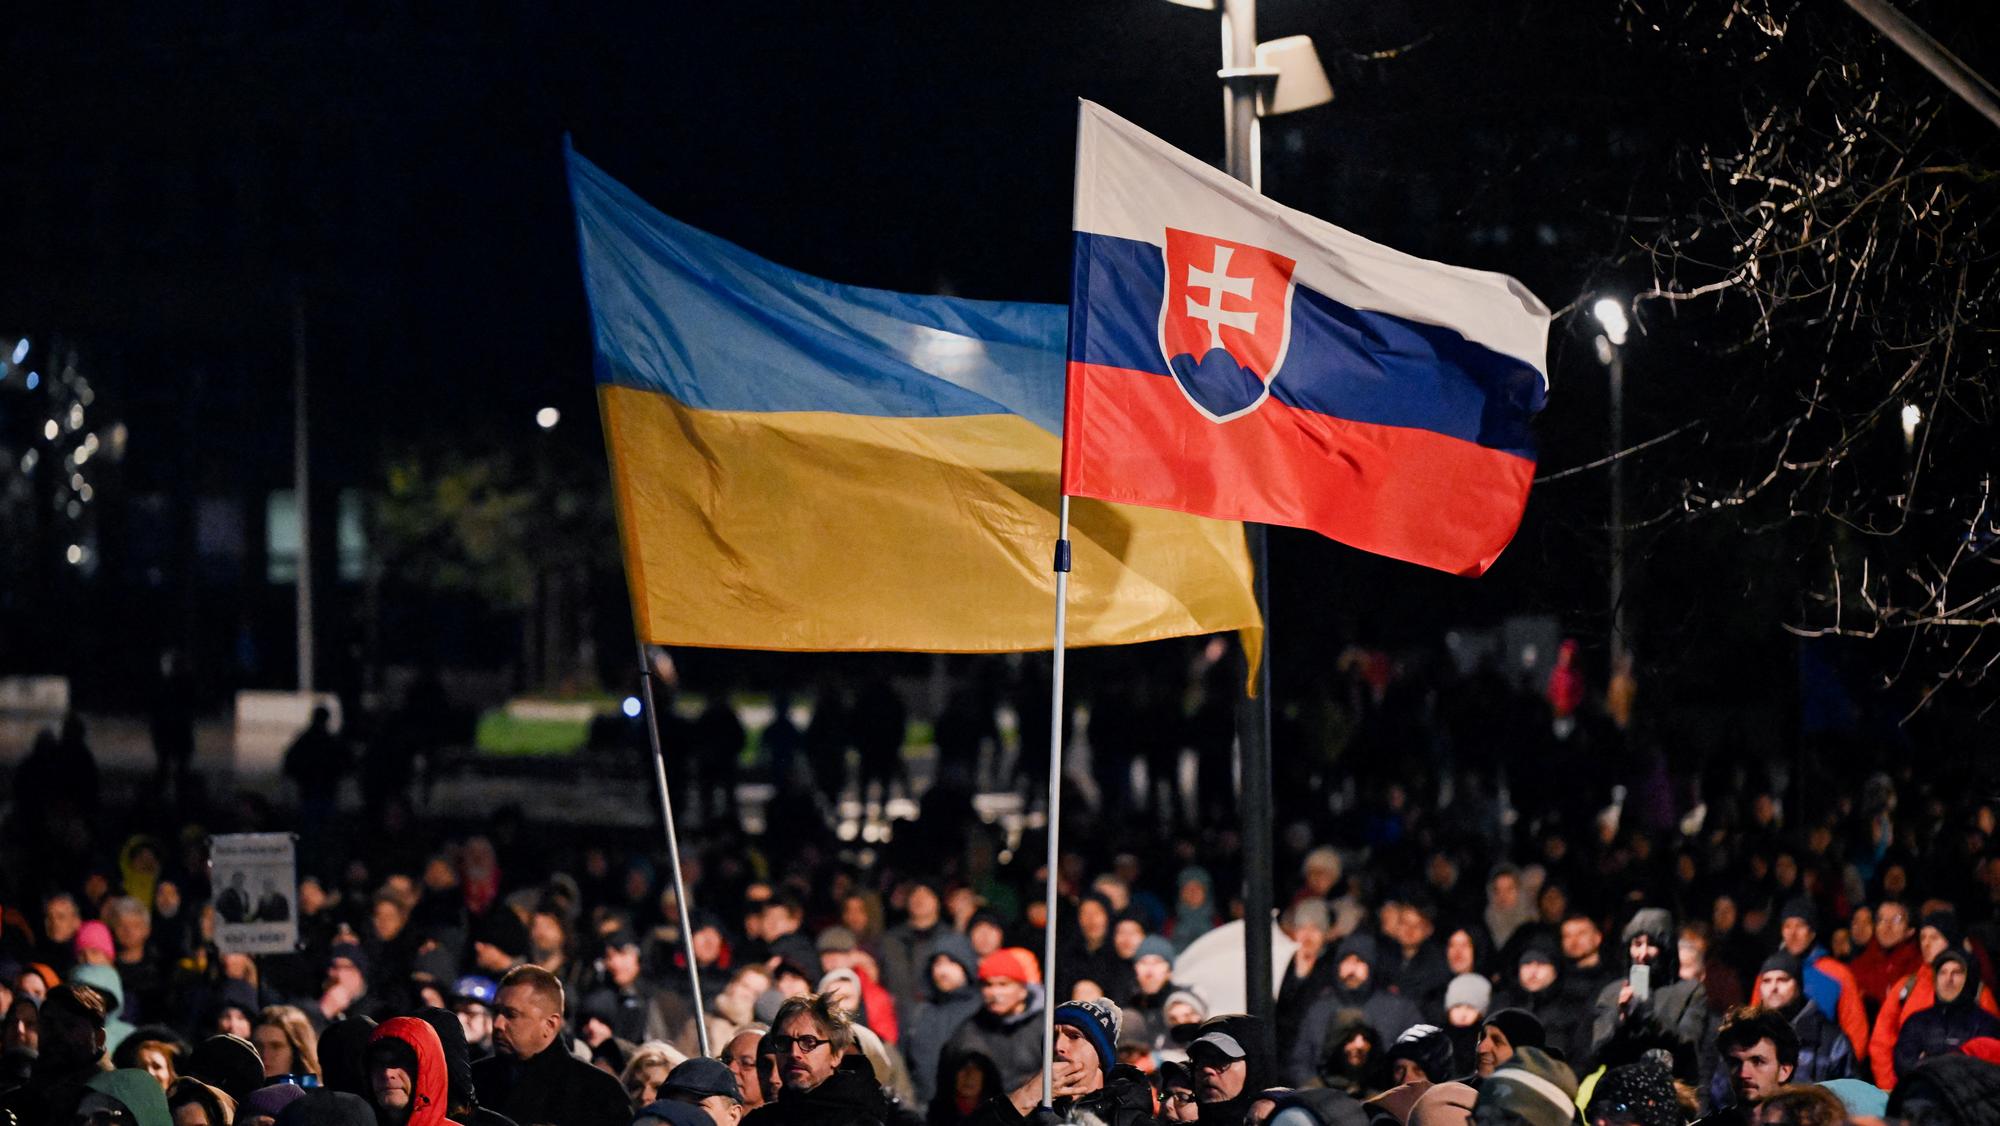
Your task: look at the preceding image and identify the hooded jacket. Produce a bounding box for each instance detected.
[1886,1053,2000,1125]
[1868,957,2000,1088]
[87,1069,172,1126]
[72,965,137,1058]
[942,984,1048,1093]
[1587,909,1718,1084]
[1194,1015,1275,1126]
[1894,951,2000,1080]
[370,1016,464,1126]
[411,1007,515,1126]
[907,932,985,1107]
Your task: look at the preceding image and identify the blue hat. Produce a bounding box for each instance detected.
[1135,935,1177,966]
[1818,1079,1887,1119]
[1054,998,1122,1072]
[451,975,498,1007]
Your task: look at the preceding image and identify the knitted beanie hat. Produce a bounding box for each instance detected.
[1385,1025,1455,1084]
[1479,1047,1578,1126]
[1445,974,1492,1015]
[1054,998,1123,1072]
[1483,1008,1546,1052]
[1586,1059,1681,1126]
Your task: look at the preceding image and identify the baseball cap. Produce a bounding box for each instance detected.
[661,1057,741,1102]
[1189,1031,1246,1064]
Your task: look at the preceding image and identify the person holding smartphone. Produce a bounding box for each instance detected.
[1587,909,1720,1101]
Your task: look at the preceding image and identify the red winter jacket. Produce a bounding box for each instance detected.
[371,1016,467,1126]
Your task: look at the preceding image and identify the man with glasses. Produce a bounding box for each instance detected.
[1156,1061,1199,1123]
[1849,900,1920,1011]
[740,993,888,1125]
[718,1025,768,1113]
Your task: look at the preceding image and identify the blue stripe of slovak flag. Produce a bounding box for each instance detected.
[1068,231,1544,458]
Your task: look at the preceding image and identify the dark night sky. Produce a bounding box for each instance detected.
[2,1,1830,711]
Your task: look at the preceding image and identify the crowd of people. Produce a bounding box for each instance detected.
[3,643,1999,1126]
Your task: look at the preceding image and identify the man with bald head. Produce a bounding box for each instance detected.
[469,965,629,1126]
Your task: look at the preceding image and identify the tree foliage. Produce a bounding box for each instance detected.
[1622,0,2000,715]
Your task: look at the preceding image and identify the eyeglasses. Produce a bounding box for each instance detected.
[1164,1091,1196,1106]
[769,1034,829,1055]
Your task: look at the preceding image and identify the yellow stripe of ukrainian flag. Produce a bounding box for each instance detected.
[600,384,1261,658]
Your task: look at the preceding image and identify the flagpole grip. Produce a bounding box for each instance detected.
[1052,538,1071,573]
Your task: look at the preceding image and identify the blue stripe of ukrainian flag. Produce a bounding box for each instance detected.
[565,141,1262,656]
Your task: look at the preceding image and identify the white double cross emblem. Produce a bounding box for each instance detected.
[1185,245,1258,353]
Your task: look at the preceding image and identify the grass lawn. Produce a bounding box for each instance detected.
[474,711,588,757]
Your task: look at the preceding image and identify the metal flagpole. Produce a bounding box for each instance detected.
[1039,496,1073,1109]
[292,285,315,694]
[636,642,712,1056]
[1220,0,1278,1033]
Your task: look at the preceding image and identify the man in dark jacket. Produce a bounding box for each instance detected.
[942,950,1047,1093]
[879,884,948,1009]
[905,933,982,1108]
[1751,953,1854,1085]
[0,982,107,1126]
[1694,1008,1797,1126]
[1191,1015,1276,1126]
[470,966,628,1126]
[1894,949,2000,1078]
[1378,897,1451,1018]
[1286,935,1424,1086]
[577,929,654,1045]
[1588,908,1719,1086]
[1491,945,1580,1061]
[968,999,1158,1126]
[741,993,889,1126]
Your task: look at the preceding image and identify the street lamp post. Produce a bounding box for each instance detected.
[1171,0,1332,1033]
[1592,299,1629,677]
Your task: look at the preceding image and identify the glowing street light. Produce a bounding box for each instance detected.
[1901,401,1922,448]
[1592,297,1630,346]
[536,406,561,430]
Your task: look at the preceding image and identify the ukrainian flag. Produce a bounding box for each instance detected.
[566,143,1260,656]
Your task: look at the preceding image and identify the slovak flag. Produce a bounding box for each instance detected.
[1061,101,1551,576]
